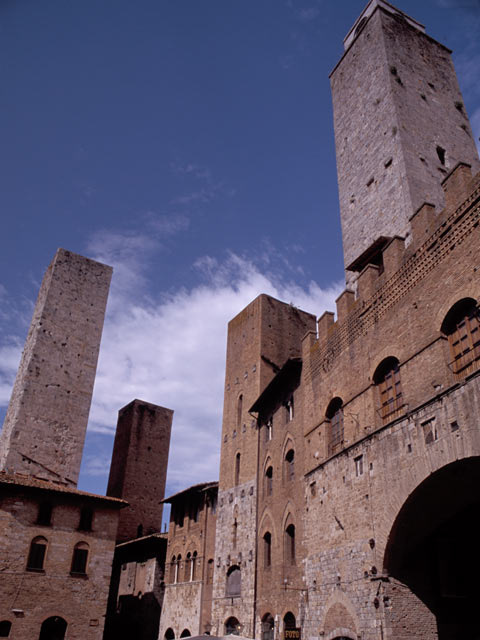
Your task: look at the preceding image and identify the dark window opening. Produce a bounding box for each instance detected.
[185,553,192,582]
[234,453,240,486]
[71,542,89,575]
[237,394,243,429]
[137,524,143,538]
[265,466,273,496]
[233,519,238,549]
[262,614,274,640]
[39,617,67,640]
[192,551,197,581]
[36,502,52,527]
[283,612,296,630]
[285,524,295,565]
[180,631,191,638]
[78,507,93,531]
[263,532,272,568]
[165,629,175,640]
[436,145,446,165]
[0,621,12,638]
[285,449,295,481]
[27,536,47,572]
[326,397,344,455]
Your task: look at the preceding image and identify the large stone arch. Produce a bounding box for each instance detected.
[322,591,359,640]
[383,456,480,639]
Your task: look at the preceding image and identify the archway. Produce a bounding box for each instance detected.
[225,617,241,635]
[164,628,175,640]
[261,613,274,640]
[38,617,67,640]
[180,630,191,638]
[384,457,480,639]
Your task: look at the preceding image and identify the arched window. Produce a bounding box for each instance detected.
[237,394,243,428]
[262,614,274,640]
[283,612,296,630]
[233,518,238,549]
[263,532,272,568]
[207,558,214,584]
[285,397,294,422]
[0,621,12,638]
[180,630,191,638]
[137,524,143,538]
[170,555,176,583]
[265,466,273,496]
[26,536,47,571]
[71,541,89,575]
[226,565,241,597]
[164,628,175,640]
[39,617,67,640]
[225,617,241,635]
[176,555,182,583]
[235,453,241,486]
[36,502,52,526]
[373,357,403,421]
[185,552,192,582]
[285,449,295,481]
[442,298,480,376]
[285,524,295,565]
[78,507,93,531]
[326,397,344,455]
[192,551,197,581]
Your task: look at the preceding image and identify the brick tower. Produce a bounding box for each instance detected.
[0,248,112,486]
[330,0,480,282]
[211,295,315,637]
[107,399,173,543]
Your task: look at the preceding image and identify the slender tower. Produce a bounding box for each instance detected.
[330,0,480,282]
[0,249,111,486]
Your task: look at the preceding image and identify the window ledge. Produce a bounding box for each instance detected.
[26,568,45,573]
[70,571,88,579]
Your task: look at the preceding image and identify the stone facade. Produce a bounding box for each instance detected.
[0,248,112,487]
[330,1,480,281]
[159,482,218,639]
[0,473,124,640]
[107,399,173,543]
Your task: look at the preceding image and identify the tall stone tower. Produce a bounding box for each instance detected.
[330,0,480,282]
[211,295,315,637]
[107,399,173,543]
[0,249,111,486]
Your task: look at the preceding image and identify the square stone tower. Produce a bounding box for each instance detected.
[211,294,315,637]
[0,248,112,486]
[107,399,173,543]
[330,0,480,282]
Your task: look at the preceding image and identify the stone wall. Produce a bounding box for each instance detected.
[0,249,112,486]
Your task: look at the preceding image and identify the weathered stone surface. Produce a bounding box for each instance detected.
[0,248,112,486]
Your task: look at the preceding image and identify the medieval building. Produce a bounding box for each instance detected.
[159,1,480,639]
[1,1,480,639]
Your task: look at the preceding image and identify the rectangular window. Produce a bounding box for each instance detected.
[354,455,364,477]
[422,418,438,445]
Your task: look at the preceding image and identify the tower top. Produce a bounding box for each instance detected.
[343,0,424,51]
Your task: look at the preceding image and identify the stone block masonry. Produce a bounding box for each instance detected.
[0,248,112,486]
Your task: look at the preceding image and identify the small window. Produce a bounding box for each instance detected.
[185,552,192,582]
[176,555,182,583]
[39,617,67,640]
[165,629,175,640]
[265,418,273,442]
[285,449,295,482]
[263,532,272,568]
[436,145,446,165]
[283,612,296,631]
[326,397,344,455]
[226,565,241,597]
[423,418,438,445]
[233,519,238,549]
[192,551,197,581]
[234,453,241,486]
[180,631,191,638]
[373,358,403,421]
[0,621,12,638]
[207,558,214,584]
[170,556,176,583]
[71,542,89,575]
[26,536,48,571]
[354,455,364,477]
[285,524,295,565]
[265,466,273,497]
[36,502,52,526]
[285,397,294,422]
[78,507,93,531]
[237,394,243,429]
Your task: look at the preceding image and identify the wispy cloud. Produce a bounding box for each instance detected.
[84,232,342,495]
[169,161,235,207]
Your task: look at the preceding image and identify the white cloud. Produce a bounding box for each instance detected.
[86,239,342,496]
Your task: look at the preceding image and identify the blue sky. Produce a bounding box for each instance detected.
[1,0,479,508]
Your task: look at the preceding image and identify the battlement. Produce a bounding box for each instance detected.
[306,163,480,376]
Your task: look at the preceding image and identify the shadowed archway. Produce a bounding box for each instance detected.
[384,457,480,639]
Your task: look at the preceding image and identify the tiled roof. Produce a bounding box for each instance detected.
[161,480,218,503]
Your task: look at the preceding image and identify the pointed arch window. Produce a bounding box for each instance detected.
[374,357,403,421]
[192,551,197,581]
[170,555,177,583]
[226,565,241,597]
[235,453,241,486]
[326,397,344,455]
[263,532,272,568]
[185,552,192,582]
[71,541,89,575]
[237,394,243,429]
[285,449,295,481]
[442,298,480,377]
[285,524,295,565]
[265,465,273,496]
